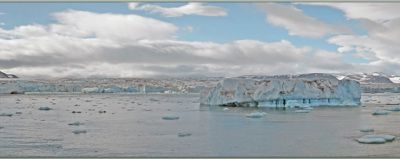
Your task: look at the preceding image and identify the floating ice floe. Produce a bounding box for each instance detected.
[223,108,229,111]
[246,112,266,118]
[162,115,180,120]
[149,98,159,102]
[356,134,396,144]
[302,106,314,110]
[357,137,386,144]
[68,122,84,126]
[385,103,400,105]
[372,110,390,115]
[178,133,192,137]
[72,130,87,134]
[38,107,52,111]
[295,110,312,113]
[0,113,13,117]
[386,107,400,112]
[359,128,374,132]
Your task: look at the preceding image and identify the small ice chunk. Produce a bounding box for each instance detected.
[143,108,152,111]
[223,108,229,111]
[295,110,311,113]
[162,115,179,120]
[302,106,314,110]
[359,128,374,132]
[363,134,396,142]
[357,137,386,144]
[385,103,400,105]
[372,110,389,115]
[72,130,87,134]
[38,107,52,111]
[246,112,266,118]
[178,133,192,137]
[0,113,13,117]
[68,122,84,126]
[149,98,159,102]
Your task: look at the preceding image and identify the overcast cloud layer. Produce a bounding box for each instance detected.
[0,3,399,78]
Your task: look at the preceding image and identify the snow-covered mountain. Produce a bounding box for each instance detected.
[0,71,18,78]
[333,72,396,84]
[0,71,8,78]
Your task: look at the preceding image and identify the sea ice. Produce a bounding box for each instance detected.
[68,122,84,126]
[72,130,87,134]
[38,107,52,111]
[357,134,396,144]
[386,107,400,112]
[372,110,389,115]
[357,137,386,144]
[0,113,13,117]
[359,128,374,132]
[245,112,266,118]
[362,134,396,142]
[295,110,312,113]
[178,133,192,137]
[162,115,180,120]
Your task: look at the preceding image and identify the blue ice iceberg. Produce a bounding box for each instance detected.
[200,73,361,107]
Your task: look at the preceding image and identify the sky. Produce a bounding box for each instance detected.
[0,2,400,78]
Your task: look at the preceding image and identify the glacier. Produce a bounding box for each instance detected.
[0,78,211,94]
[200,73,361,107]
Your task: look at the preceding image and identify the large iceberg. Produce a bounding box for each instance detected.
[200,73,361,107]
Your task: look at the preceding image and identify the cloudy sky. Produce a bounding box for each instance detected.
[0,3,399,78]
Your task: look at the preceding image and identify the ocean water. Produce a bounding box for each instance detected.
[0,93,399,157]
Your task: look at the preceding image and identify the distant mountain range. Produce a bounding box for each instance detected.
[1,70,400,84]
[333,72,399,84]
[0,71,18,78]
[239,72,400,84]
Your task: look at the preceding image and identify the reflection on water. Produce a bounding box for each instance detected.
[0,93,399,157]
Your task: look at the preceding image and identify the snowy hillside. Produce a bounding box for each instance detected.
[200,73,361,107]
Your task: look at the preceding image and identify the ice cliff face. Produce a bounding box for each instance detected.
[200,73,361,107]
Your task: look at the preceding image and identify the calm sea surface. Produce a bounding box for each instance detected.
[0,93,399,157]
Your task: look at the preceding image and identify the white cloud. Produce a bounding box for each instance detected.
[128,2,227,17]
[0,9,365,78]
[259,3,351,38]
[49,10,178,42]
[307,3,400,22]
[306,3,400,75]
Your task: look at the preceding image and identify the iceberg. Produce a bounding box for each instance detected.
[200,73,361,108]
